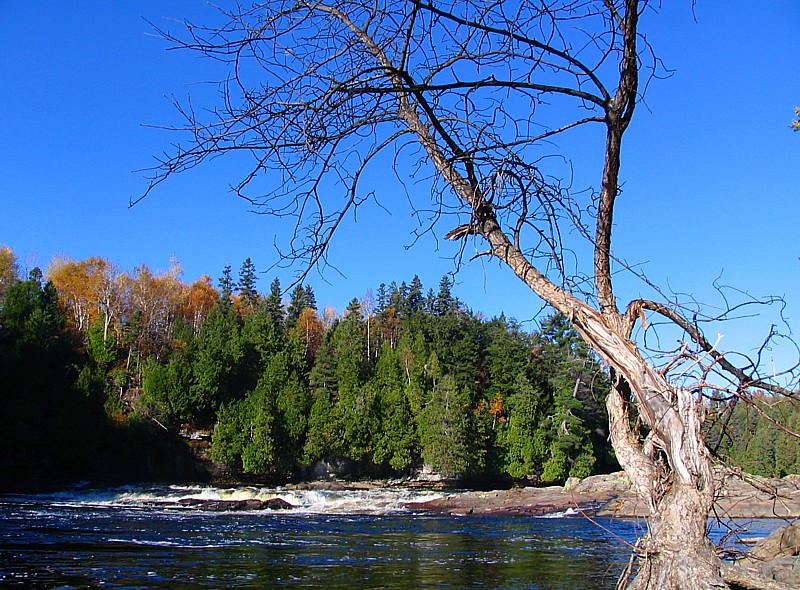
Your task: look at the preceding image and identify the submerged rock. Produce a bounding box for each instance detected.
[176,497,294,511]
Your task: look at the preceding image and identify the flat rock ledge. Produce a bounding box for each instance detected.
[413,472,631,517]
[413,470,800,520]
[721,522,800,589]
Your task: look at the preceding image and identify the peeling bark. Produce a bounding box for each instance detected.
[144,2,795,588]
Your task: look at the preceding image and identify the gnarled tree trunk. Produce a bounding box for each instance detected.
[625,482,722,589]
[607,380,723,589]
[146,1,796,588]
[496,258,727,588]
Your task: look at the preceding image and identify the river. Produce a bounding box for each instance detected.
[0,484,782,589]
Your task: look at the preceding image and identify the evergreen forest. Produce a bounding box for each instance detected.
[1,245,797,488]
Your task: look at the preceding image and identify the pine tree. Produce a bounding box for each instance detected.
[286,283,316,329]
[237,257,259,311]
[264,277,284,331]
[217,264,236,303]
[371,343,416,470]
[419,374,471,478]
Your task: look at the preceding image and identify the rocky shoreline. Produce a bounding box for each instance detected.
[192,468,800,521]
[411,469,800,520]
[411,469,800,587]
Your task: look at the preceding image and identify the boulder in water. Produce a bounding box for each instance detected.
[176,497,294,511]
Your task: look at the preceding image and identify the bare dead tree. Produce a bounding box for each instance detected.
[141,1,799,588]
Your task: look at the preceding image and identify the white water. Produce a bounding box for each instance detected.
[10,484,449,515]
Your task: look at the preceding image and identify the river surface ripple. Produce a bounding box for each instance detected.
[0,484,783,589]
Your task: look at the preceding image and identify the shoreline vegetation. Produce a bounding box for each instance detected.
[3,250,800,584]
[3,250,800,496]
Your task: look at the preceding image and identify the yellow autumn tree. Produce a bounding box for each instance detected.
[119,261,184,356]
[294,307,324,361]
[0,245,20,301]
[180,275,219,336]
[47,255,120,340]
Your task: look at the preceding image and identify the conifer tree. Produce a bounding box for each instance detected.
[237,257,259,311]
[371,343,416,470]
[304,327,341,462]
[407,275,424,313]
[286,283,316,329]
[271,345,311,472]
[264,277,284,332]
[331,299,373,459]
[419,374,471,478]
[189,303,243,423]
[217,265,235,311]
[433,275,456,316]
[534,313,605,480]
[0,270,101,476]
[375,283,389,314]
[505,374,547,478]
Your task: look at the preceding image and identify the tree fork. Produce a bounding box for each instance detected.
[145,2,800,588]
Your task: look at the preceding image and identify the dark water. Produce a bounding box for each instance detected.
[0,486,782,589]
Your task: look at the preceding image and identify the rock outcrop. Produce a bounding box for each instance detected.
[722,522,800,589]
[414,473,632,516]
[596,469,800,519]
[414,469,800,522]
[174,497,294,511]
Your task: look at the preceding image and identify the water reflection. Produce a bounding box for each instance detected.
[0,494,693,589]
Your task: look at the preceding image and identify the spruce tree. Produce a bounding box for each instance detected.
[264,277,284,332]
[371,343,416,470]
[217,265,235,311]
[375,282,389,314]
[407,275,424,312]
[286,283,316,329]
[237,257,259,310]
[419,374,471,478]
[434,275,458,316]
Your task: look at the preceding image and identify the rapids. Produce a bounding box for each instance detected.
[0,484,783,589]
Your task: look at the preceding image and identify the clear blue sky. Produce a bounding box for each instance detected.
[1,2,798,367]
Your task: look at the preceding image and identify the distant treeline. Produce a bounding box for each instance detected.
[1,246,793,486]
[706,394,800,478]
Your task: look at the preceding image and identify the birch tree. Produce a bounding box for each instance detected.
[143,2,798,588]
